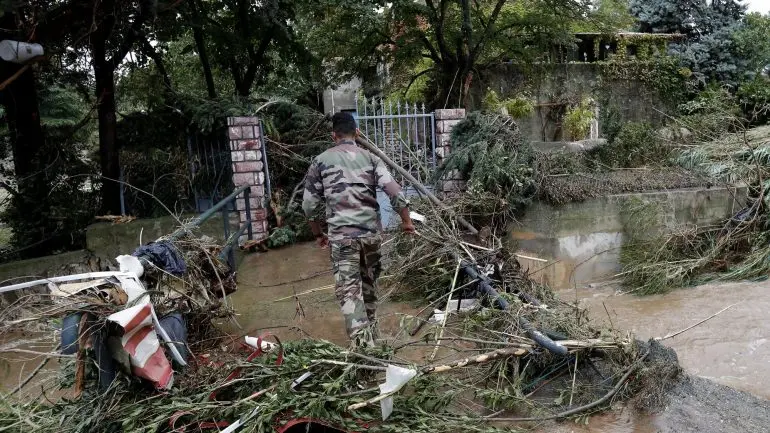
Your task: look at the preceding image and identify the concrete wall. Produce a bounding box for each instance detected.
[322,78,362,115]
[510,186,746,289]
[475,63,668,143]
[85,214,232,261]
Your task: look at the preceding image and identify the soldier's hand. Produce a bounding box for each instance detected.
[316,234,329,249]
[401,222,416,234]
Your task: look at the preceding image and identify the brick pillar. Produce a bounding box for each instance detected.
[434,109,467,192]
[227,117,269,241]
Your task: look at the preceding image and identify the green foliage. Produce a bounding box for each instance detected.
[0,81,98,260]
[737,76,770,124]
[267,226,297,248]
[563,99,595,141]
[482,89,534,119]
[305,0,589,107]
[436,112,536,213]
[597,55,693,108]
[732,12,770,77]
[631,0,750,85]
[574,0,636,32]
[677,86,743,140]
[588,122,668,168]
[598,101,624,143]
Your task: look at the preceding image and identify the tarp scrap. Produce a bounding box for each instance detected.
[132,240,187,275]
[379,365,418,421]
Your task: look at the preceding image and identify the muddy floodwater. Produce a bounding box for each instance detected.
[232,243,770,431]
[3,242,768,432]
[565,280,770,400]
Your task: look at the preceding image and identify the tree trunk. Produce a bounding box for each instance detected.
[93,52,121,215]
[189,0,218,99]
[193,28,218,99]
[0,11,55,257]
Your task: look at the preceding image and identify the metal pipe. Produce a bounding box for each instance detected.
[167,185,250,242]
[461,262,567,356]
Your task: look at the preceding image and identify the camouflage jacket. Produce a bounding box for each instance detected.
[302,139,409,241]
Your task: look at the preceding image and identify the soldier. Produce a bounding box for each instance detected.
[302,112,415,344]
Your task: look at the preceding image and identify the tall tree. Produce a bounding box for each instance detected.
[301,0,588,108]
[631,0,749,85]
[87,0,154,214]
[190,0,310,98]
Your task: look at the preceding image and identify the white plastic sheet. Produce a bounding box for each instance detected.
[379,365,418,420]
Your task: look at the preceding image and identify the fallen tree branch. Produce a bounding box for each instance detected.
[421,346,529,374]
[484,350,649,422]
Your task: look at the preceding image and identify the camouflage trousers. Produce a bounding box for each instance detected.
[330,235,382,339]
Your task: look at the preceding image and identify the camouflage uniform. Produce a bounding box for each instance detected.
[302,139,408,339]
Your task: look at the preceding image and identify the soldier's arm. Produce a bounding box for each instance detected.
[373,157,414,232]
[302,160,326,239]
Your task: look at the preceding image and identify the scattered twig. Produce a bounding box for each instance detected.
[656,302,739,341]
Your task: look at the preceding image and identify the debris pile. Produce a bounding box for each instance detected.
[0,121,686,432]
[619,125,770,294]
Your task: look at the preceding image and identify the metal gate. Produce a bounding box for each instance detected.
[355,98,436,185]
[187,131,234,212]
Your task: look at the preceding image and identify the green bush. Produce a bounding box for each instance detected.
[737,77,770,125]
[563,99,595,141]
[588,122,668,168]
[436,112,536,213]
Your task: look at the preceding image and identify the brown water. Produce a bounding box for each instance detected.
[563,280,770,400]
[231,243,770,432]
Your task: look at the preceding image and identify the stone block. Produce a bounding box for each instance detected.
[248,185,265,198]
[238,209,267,223]
[234,161,260,173]
[435,146,450,159]
[233,172,255,186]
[241,126,255,139]
[235,198,246,211]
[437,133,451,147]
[230,139,261,151]
[434,108,466,120]
[228,116,259,126]
[244,150,261,161]
[257,172,265,185]
[231,150,245,162]
[228,126,242,140]
[436,119,462,134]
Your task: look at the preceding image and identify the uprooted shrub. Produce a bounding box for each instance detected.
[434,112,537,214]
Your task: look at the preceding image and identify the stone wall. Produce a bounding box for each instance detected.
[227,117,269,241]
[473,63,669,143]
[434,108,467,192]
[509,186,747,289]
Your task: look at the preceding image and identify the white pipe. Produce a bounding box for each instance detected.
[0,272,136,294]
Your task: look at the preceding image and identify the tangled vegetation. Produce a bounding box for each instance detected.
[618,125,770,294]
[434,113,537,214]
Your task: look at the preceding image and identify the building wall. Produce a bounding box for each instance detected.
[473,63,669,142]
[322,78,362,115]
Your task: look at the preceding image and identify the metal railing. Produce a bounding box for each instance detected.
[355,98,436,185]
[167,184,254,270]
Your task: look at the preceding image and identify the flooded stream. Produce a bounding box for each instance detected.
[3,242,767,432]
[232,242,770,431]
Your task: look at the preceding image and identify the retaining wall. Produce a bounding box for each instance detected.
[510,186,747,289]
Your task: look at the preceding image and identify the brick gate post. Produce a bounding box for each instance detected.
[227,117,269,241]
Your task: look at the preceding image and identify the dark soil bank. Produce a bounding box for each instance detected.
[654,375,770,433]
